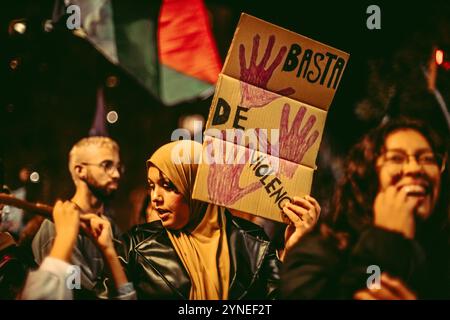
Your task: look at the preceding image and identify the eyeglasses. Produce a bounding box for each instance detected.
[81,160,125,175]
[378,150,446,172]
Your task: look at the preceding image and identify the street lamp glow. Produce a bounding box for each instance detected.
[30,172,40,183]
[106,111,118,124]
[436,49,444,65]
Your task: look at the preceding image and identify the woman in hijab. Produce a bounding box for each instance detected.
[97,140,320,299]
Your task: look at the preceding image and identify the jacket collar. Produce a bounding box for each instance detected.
[134,222,191,299]
[133,212,270,299]
[225,210,270,299]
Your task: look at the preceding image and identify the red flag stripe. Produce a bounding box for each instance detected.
[158,0,222,84]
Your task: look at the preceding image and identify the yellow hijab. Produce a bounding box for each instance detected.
[147,140,230,300]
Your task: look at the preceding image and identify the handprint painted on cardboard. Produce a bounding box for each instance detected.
[238,34,296,108]
[205,74,326,169]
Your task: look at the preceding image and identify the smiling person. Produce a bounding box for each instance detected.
[281,117,449,299]
[97,140,320,299]
[31,136,123,299]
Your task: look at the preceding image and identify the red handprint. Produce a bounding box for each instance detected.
[205,138,262,206]
[257,103,319,178]
[239,34,295,108]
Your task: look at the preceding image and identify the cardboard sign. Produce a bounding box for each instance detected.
[222,13,349,111]
[205,74,327,169]
[193,136,314,223]
[192,13,349,222]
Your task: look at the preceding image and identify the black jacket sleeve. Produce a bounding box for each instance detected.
[265,247,282,299]
[341,226,426,297]
[281,226,427,299]
[280,229,343,299]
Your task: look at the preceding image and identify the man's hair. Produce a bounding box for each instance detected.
[68,136,119,182]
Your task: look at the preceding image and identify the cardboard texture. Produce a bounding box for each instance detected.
[193,136,314,223]
[192,13,349,222]
[205,74,327,169]
[222,13,349,111]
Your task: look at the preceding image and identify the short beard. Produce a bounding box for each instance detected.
[85,175,117,203]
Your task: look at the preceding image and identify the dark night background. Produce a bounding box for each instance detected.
[1,0,449,231]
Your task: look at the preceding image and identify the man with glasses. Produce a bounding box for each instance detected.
[31,136,123,299]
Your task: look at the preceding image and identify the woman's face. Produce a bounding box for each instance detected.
[147,166,190,230]
[376,129,442,220]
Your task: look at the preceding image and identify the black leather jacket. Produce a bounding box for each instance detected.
[100,211,281,299]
